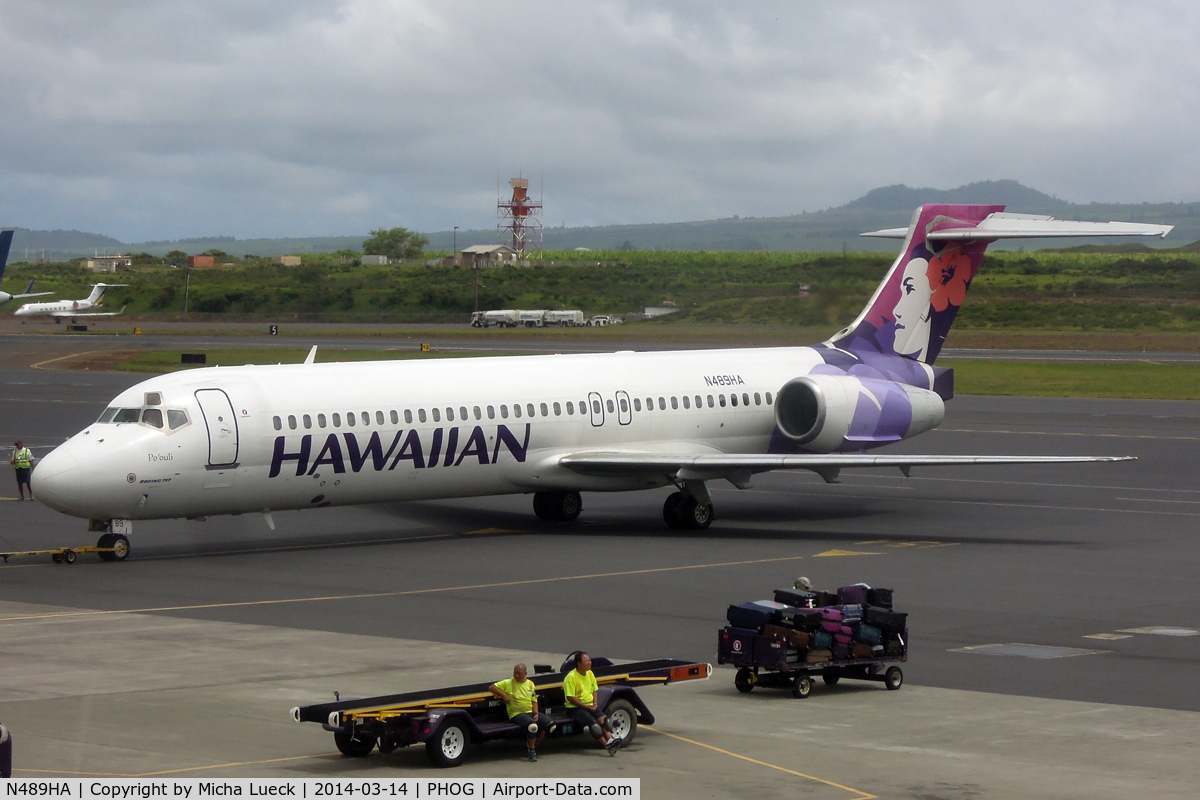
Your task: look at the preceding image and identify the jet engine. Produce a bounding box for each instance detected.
[774,374,945,453]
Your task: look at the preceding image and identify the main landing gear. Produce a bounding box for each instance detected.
[663,481,714,530]
[533,491,583,522]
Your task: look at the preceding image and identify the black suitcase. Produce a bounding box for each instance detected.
[864,607,907,633]
[726,601,794,631]
[813,590,839,607]
[773,588,817,608]
[779,606,822,632]
[867,587,893,609]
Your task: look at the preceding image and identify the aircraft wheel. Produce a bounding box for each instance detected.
[534,491,582,522]
[533,492,556,521]
[662,492,684,529]
[679,496,713,529]
[109,535,130,562]
[97,533,116,562]
[557,491,582,522]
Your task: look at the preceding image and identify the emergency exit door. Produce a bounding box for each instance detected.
[588,391,605,427]
[195,389,240,467]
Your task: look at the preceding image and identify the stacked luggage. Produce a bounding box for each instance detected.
[719,582,908,669]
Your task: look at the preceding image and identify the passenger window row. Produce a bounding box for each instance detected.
[270,391,774,432]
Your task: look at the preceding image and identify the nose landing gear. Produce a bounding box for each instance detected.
[96,533,131,562]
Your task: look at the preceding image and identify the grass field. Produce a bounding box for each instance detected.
[942,360,1200,400]
[68,348,1200,400]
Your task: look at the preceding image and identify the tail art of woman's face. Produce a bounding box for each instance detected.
[892,257,932,359]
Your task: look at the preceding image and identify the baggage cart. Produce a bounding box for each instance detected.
[292,655,710,767]
[717,626,906,698]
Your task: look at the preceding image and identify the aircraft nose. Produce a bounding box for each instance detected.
[33,446,82,514]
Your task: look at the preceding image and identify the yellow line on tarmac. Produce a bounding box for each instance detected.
[0,554,806,624]
[13,754,328,778]
[645,727,876,800]
[29,350,105,370]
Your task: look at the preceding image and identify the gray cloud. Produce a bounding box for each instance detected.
[1,0,1198,240]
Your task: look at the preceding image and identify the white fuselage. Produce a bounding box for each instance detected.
[34,346,856,521]
[14,296,98,316]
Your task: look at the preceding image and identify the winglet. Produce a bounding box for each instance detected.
[304,345,318,365]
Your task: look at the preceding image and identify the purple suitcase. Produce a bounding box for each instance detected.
[834,633,853,645]
[837,584,869,605]
[820,619,842,633]
[819,607,843,621]
[831,642,850,660]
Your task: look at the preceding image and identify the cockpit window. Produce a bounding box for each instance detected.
[141,408,164,428]
[98,407,119,423]
[113,408,141,423]
[168,409,189,430]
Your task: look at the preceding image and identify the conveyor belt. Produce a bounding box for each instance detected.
[295,658,708,724]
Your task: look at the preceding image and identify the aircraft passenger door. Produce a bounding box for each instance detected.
[195,389,240,467]
[615,390,632,425]
[588,391,605,427]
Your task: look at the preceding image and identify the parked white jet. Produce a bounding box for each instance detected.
[32,205,1170,560]
[0,230,53,306]
[14,282,127,322]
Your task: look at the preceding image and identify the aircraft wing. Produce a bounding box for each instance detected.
[559,451,1135,484]
[49,305,127,318]
[12,292,53,300]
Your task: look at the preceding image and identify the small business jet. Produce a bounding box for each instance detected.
[14,282,127,322]
[0,230,54,306]
[33,204,1170,560]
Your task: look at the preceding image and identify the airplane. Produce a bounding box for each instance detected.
[31,204,1171,561]
[13,282,127,322]
[0,229,54,306]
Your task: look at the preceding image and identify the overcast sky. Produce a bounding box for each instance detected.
[1,1,1198,241]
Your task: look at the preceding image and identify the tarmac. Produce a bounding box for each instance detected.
[1,330,1199,796]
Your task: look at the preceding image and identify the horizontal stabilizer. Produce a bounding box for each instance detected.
[560,452,1135,481]
[863,212,1173,240]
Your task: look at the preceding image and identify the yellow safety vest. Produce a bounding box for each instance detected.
[12,448,32,469]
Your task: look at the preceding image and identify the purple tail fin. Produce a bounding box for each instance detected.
[829,204,1004,364]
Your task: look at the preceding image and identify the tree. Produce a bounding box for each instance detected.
[363,227,429,261]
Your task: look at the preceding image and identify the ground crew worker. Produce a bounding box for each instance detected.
[490,663,554,762]
[9,441,33,500]
[564,652,619,753]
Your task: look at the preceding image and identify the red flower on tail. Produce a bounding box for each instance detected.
[926,248,973,312]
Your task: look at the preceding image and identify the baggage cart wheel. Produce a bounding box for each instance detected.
[734,668,756,693]
[333,731,377,757]
[605,699,638,744]
[791,676,812,699]
[63,549,77,564]
[52,553,64,564]
[109,535,130,562]
[426,719,468,768]
[884,666,903,691]
[822,670,840,686]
